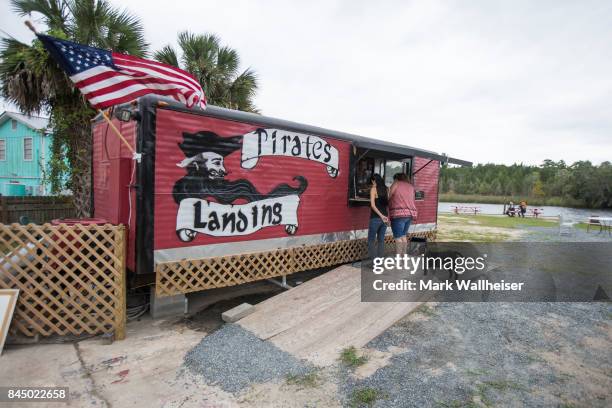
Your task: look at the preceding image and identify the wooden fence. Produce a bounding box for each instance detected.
[0,223,126,339]
[0,196,76,224]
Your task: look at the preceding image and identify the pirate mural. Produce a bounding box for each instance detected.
[173,130,309,242]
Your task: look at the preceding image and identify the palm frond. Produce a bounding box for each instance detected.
[159,31,259,111]
[153,45,179,67]
[0,37,54,113]
[216,46,239,79]
[11,0,68,32]
[228,67,258,112]
[103,5,148,56]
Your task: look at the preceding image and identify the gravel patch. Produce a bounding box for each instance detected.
[339,302,611,407]
[184,323,313,393]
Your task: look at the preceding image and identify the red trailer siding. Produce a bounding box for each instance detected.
[92,119,137,270]
[151,109,438,264]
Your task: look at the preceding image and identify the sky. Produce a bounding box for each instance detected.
[1,0,611,166]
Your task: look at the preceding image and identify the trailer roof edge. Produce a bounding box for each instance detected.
[112,96,471,166]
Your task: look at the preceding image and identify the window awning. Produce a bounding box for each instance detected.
[352,139,471,166]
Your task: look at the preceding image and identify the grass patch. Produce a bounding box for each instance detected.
[525,353,545,364]
[575,222,611,233]
[438,229,512,242]
[350,387,382,407]
[340,346,368,368]
[480,379,525,392]
[465,367,490,377]
[467,379,526,407]
[416,304,437,317]
[436,378,524,408]
[436,398,480,408]
[285,371,320,388]
[440,214,557,229]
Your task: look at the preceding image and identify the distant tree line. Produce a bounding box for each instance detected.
[440,160,612,209]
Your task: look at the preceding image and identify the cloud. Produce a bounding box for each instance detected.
[1,0,610,165]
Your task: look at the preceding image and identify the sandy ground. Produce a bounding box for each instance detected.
[436,215,526,241]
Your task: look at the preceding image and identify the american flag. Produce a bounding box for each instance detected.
[38,34,206,109]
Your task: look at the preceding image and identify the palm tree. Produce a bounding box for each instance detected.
[0,0,148,216]
[154,31,258,112]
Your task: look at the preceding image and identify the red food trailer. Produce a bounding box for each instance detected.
[92,96,470,296]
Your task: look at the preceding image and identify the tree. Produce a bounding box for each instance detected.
[439,160,612,209]
[0,0,147,216]
[154,31,258,112]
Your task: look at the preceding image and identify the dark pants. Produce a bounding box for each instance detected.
[368,217,387,259]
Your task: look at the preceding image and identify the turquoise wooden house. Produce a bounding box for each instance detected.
[0,111,53,196]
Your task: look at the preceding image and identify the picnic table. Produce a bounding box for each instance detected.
[528,208,543,218]
[452,205,481,215]
[588,216,612,235]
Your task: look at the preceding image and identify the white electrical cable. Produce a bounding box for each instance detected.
[127,158,136,228]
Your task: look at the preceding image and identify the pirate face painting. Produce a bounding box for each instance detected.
[173,130,308,241]
[177,151,227,180]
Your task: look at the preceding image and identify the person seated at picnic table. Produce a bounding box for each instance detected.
[519,200,527,218]
[505,201,516,217]
[389,172,418,255]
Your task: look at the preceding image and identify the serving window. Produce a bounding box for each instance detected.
[350,149,412,202]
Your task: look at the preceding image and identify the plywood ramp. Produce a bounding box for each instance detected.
[237,265,422,366]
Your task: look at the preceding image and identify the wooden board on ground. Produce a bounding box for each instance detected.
[237,265,422,366]
[0,289,19,355]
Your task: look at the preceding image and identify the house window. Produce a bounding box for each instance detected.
[11,119,17,130]
[23,138,33,161]
[0,140,5,161]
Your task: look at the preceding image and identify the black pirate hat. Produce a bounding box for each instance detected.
[178,131,243,158]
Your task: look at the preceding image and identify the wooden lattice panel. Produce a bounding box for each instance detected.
[0,223,126,339]
[156,248,297,296]
[155,229,436,297]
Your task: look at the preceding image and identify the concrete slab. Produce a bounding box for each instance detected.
[0,343,102,407]
[75,317,236,407]
[0,317,238,407]
[222,303,254,323]
[150,286,186,319]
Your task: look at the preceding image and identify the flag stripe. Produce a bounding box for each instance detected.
[113,52,200,81]
[87,82,197,106]
[89,86,197,108]
[82,76,197,100]
[74,65,200,95]
[113,61,202,92]
[90,89,173,108]
[74,68,199,97]
[113,54,202,90]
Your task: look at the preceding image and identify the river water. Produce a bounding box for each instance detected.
[438,202,612,223]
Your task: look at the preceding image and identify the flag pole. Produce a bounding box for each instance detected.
[24,20,137,157]
[98,109,135,154]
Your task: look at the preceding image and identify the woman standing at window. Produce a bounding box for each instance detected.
[367,174,389,259]
[389,173,418,255]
